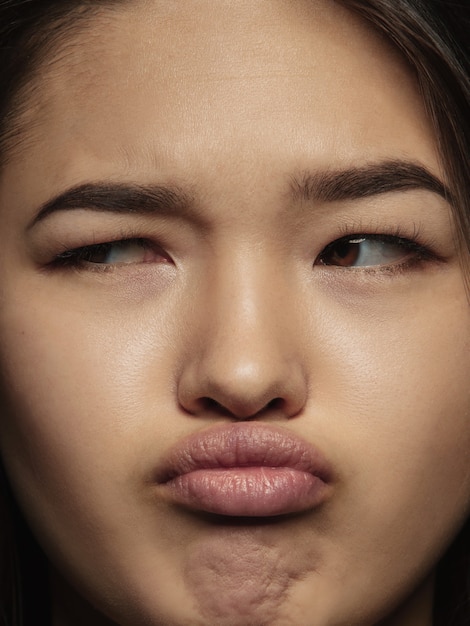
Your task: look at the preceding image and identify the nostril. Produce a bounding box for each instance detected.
[200,397,233,416]
[195,395,286,420]
[266,397,284,411]
[177,356,308,420]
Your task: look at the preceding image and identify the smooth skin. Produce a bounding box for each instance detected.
[0,1,469,625]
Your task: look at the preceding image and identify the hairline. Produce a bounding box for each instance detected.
[0,2,125,170]
[0,0,469,276]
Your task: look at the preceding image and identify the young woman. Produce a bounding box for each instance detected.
[0,1,469,624]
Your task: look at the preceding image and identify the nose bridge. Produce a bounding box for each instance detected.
[178,245,307,419]
[209,247,283,360]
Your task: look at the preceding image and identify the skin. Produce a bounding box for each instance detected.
[0,0,469,624]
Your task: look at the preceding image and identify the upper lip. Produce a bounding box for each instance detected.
[155,422,333,484]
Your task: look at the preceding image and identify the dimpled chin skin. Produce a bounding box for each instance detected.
[0,0,469,626]
[183,534,298,625]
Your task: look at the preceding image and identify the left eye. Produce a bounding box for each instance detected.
[317,235,423,268]
[54,238,167,267]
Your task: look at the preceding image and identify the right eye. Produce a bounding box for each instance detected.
[52,238,171,268]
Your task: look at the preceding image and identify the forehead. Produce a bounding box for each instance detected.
[3,0,441,195]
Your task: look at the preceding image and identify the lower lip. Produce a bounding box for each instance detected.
[164,467,329,517]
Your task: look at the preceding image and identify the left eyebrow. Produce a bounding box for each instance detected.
[290,160,451,204]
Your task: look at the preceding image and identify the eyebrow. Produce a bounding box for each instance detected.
[29,182,198,228]
[29,159,450,229]
[290,160,451,204]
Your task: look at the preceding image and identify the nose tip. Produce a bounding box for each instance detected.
[177,344,307,421]
[176,253,308,421]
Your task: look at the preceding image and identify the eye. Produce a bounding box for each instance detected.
[317,234,430,269]
[53,238,170,268]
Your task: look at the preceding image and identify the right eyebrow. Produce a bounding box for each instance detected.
[28,182,199,229]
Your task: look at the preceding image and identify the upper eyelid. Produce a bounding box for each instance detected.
[50,237,170,266]
[330,224,443,253]
[322,232,426,251]
[336,220,422,238]
[46,225,174,253]
[58,232,424,255]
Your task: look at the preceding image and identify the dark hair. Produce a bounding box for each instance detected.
[337,4,470,624]
[0,1,469,625]
[343,0,470,280]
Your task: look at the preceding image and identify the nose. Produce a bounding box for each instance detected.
[177,254,308,420]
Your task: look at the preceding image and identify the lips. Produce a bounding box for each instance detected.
[156,423,333,517]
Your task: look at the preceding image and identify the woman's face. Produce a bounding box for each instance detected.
[0,1,469,625]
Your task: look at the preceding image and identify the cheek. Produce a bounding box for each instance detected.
[0,263,469,626]
[311,273,470,455]
[307,279,470,591]
[0,284,178,528]
[1,271,470,518]
[0,287,191,614]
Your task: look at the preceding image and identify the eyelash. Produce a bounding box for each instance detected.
[50,237,163,272]
[316,231,436,272]
[47,228,440,274]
